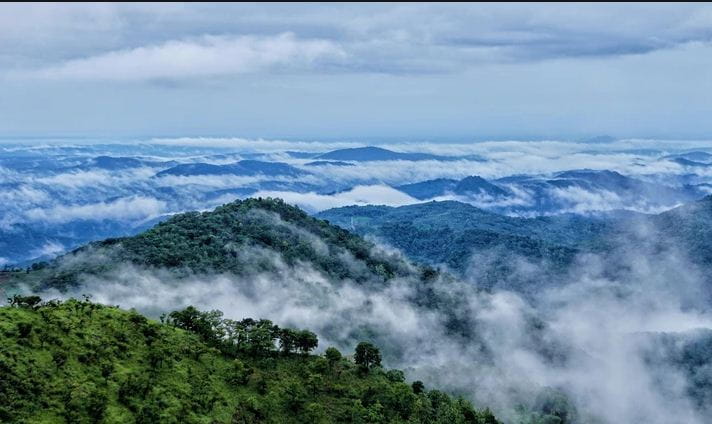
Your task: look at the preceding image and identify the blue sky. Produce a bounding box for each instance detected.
[1,3,712,140]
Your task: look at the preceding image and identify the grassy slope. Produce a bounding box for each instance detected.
[0,299,498,424]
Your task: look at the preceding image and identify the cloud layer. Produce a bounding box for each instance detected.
[31,33,345,81]
[4,4,712,76]
[1,138,711,263]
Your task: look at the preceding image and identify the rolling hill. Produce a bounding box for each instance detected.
[0,296,498,423]
[317,201,612,291]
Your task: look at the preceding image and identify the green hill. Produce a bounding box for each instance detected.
[652,195,712,264]
[316,201,612,291]
[10,198,423,293]
[317,197,712,294]
[0,296,498,424]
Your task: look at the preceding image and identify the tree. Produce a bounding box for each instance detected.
[295,330,318,354]
[167,306,225,348]
[354,341,381,370]
[8,295,42,309]
[385,369,405,383]
[279,328,298,354]
[245,319,279,356]
[324,347,342,363]
[411,380,425,394]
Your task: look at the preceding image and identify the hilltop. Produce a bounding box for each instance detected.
[8,198,430,293]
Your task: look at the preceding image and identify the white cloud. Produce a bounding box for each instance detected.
[24,196,166,224]
[252,184,422,213]
[0,185,50,205]
[30,241,65,258]
[150,136,357,152]
[34,168,156,189]
[549,186,624,214]
[28,32,345,81]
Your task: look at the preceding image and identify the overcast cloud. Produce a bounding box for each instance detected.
[1,3,712,138]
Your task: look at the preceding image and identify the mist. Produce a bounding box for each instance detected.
[28,210,712,424]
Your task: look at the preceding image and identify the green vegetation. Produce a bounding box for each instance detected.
[0,295,499,423]
[12,198,421,292]
[652,195,712,264]
[316,197,712,290]
[316,201,613,291]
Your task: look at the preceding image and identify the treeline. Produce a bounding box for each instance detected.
[163,306,318,357]
[0,295,500,423]
[163,305,389,374]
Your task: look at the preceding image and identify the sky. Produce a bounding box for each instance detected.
[1,3,712,140]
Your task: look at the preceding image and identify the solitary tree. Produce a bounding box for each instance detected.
[354,341,381,370]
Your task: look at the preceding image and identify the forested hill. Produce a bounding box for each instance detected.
[0,295,498,423]
[10,198,431,292]
[651,195,712,264]
[316,201,612,290]
[316,198,712,292]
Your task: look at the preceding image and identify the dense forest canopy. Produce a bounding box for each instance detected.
[8,198,431,293]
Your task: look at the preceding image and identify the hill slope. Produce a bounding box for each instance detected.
[0,297,498,423]
[317,201,611,290]
[650,195,712,264]
[318,197,712,293]
[8,198,426,292]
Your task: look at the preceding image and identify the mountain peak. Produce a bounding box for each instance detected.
[15,197,419,292]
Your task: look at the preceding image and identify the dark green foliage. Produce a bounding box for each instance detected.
[511,388,580,424]
[644,329,712,418]
[651,195,712,264]
[385,369,406,383]
[354,341,382,370]
[316,201,617,291]
[8,294,43,309]
[15,198,421,292]
[324,346,342,363]
[294,329,319,354]
[0,299,500,423]
[112,198,411,281]
[533,388,578,424]
[165,306,320,358]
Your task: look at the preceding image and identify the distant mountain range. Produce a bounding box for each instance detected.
[156,160,308,178]
[314,146,486,162]
[392,169,705,215]
[72,156,177,171]
[304,160,355,167]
